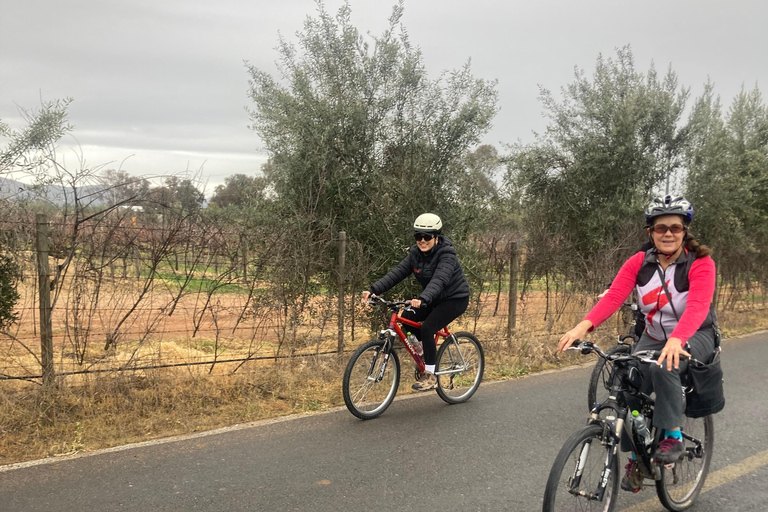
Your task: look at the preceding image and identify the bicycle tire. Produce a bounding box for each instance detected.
[655,414,714,511]
[543,424,619,512]
[435,331,484,404]
[342,339,400,420]
[587,344,632,410]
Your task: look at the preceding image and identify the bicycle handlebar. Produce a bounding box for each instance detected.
[567,340,703,366]
[366,295,415,313]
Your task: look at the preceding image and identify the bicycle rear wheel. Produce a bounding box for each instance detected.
[655,414,714,511]
[342,339,400,420]
[587,344,631,410]
[435,332,484,404]
[543,424,619,512]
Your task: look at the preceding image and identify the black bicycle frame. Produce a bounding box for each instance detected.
[578,360,660,499]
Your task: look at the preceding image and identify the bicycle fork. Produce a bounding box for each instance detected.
[569,418,624,501]
[367,338,393,382]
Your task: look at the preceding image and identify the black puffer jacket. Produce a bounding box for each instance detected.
[369,236,470,306]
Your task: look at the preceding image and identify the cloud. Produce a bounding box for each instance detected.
[2,0,767,189]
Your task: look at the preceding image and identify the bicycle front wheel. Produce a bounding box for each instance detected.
[587,343,631,410]
[342,339,400,420]
[655,414,714,511]
[435,332,484,404]
[543,424,619,512]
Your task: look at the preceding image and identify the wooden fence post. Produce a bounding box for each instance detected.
[240,233,248,284]
[337,231,346,353]
[134,245,141,279]
[507,240,520,342]
[36,214,54,387]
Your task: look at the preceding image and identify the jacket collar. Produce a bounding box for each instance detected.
[644,246,689,266]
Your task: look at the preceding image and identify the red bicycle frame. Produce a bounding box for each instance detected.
[388,310,451,372]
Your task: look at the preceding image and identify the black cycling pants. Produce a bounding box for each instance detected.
[400,296,469,366]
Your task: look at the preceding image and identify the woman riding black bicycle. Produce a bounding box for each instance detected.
[558,195,718,492]
[361,213,470,392]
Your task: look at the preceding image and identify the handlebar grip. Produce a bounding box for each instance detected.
[565,340,595,354]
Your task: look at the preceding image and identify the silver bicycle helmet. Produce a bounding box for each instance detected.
[645,195,694,225]
[413,213,443,234]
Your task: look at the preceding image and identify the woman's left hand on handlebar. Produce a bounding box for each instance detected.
[656,337,690,371]
[410,299,422,308]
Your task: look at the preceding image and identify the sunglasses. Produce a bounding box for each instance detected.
[651,224,685,235]
[414,233,435,242]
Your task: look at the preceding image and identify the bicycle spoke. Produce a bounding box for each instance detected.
[350,378,376,404]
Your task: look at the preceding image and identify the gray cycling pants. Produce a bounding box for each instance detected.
[625,328,716,432]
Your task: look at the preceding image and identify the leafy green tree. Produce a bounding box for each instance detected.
[245,0,498,293]
[98,169,151,206]
[138,178,205,230]
[135,177,203,219]
[0,99,74,326]
[166,177,205,215]
[686,84,768,296]
[507,46,689,290]
[209,173,269,208]
[0,99,72,174]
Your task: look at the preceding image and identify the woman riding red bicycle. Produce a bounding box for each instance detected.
[558,195,718,492]
[361,213,470,391]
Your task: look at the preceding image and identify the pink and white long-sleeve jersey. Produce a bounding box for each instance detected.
[585,250,716,346]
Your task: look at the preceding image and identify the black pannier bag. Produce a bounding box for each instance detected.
[685,331,725,418]
[655,267,724,418]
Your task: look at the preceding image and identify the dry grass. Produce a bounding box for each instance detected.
[0,356,346,466]
[0,329,615,466]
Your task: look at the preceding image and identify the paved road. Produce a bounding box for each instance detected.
[2,332,766,511]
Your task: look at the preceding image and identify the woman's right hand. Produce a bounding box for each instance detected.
[361,291,371,303]
[557,320,593,353]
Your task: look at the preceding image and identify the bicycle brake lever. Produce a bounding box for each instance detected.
[635,350,662,364]
[565,344,591,355]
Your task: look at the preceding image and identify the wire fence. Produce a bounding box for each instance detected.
[1,214,765,384]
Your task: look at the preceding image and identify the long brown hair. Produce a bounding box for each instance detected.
[684,231,712,259]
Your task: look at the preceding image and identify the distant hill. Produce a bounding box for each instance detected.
[0,176,107,207]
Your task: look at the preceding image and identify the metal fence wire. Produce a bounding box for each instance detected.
[1,215,764,382]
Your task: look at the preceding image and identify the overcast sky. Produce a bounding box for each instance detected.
[2,0,766,193]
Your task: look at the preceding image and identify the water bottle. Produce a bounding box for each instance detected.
[406,333,423,356]
[632,410,652,446]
